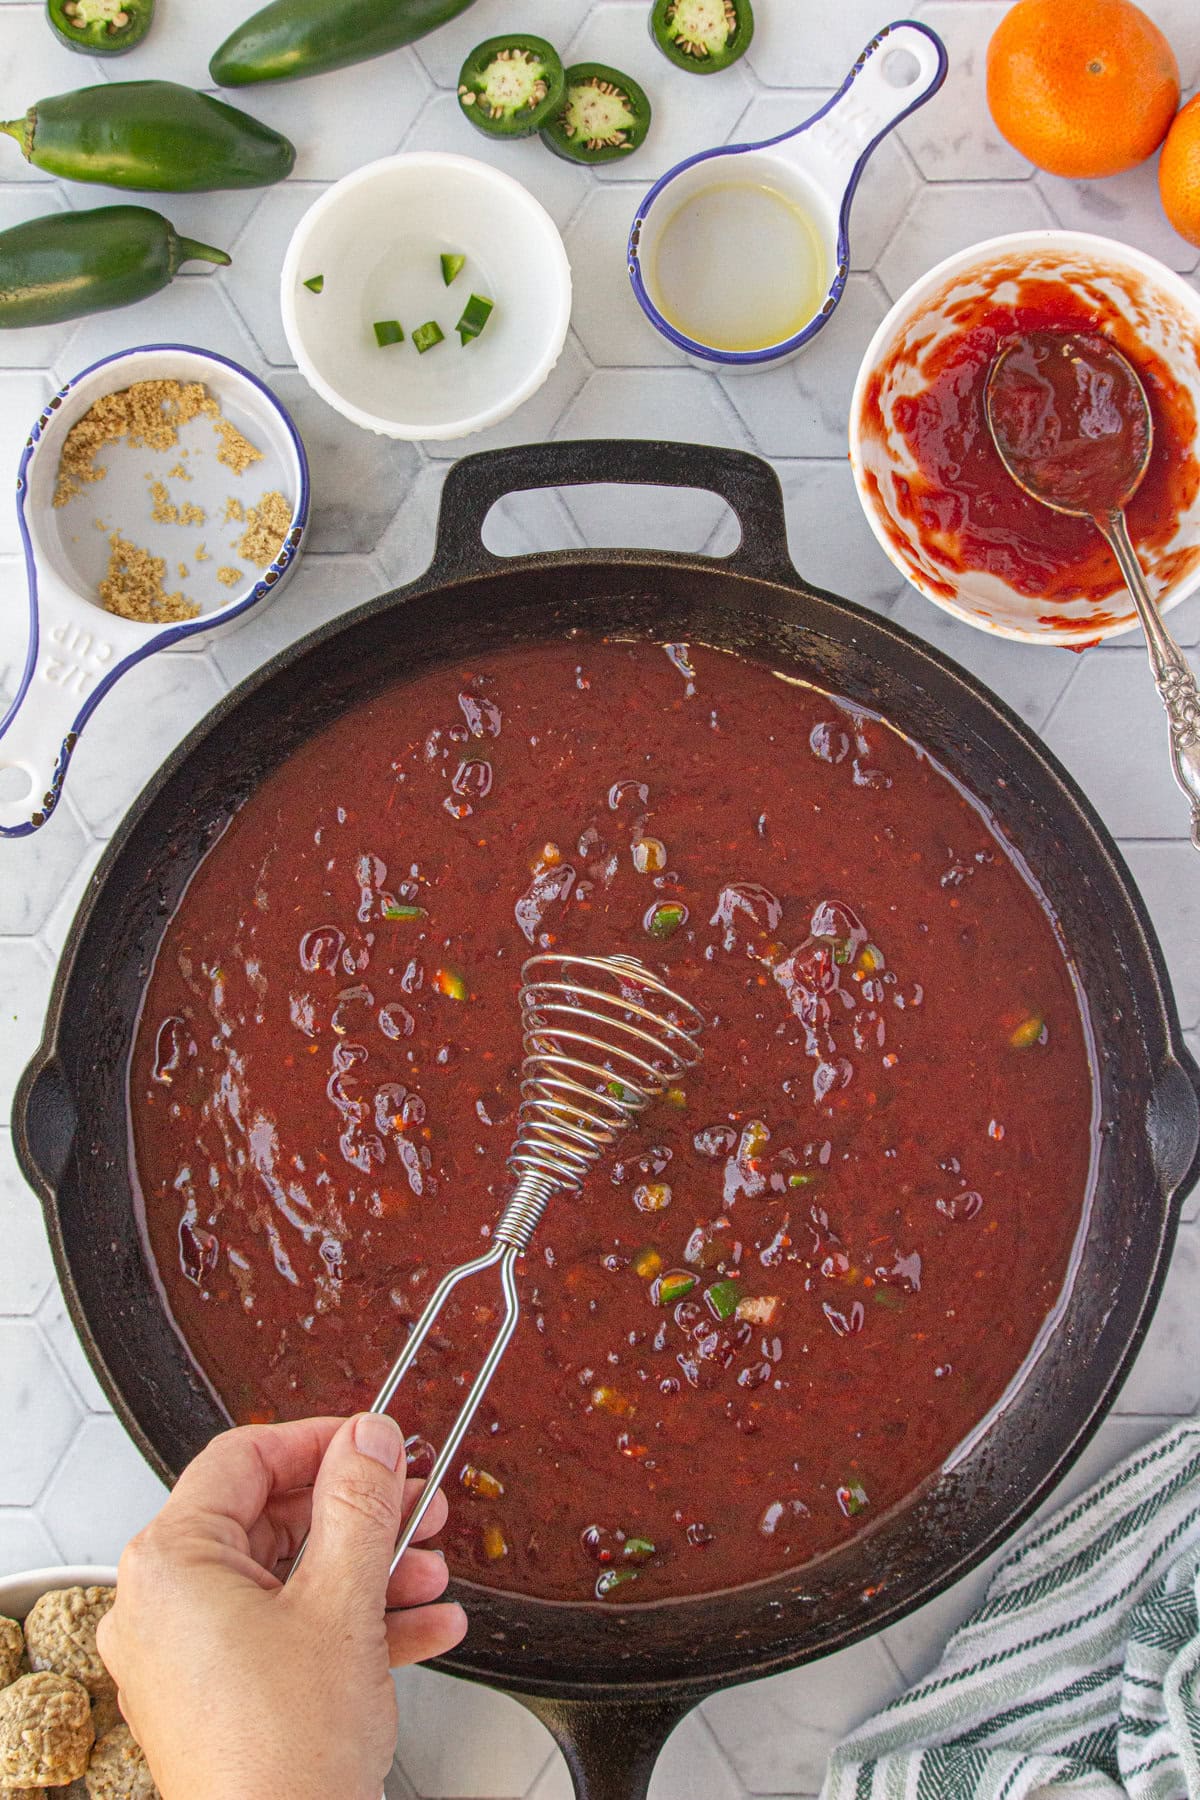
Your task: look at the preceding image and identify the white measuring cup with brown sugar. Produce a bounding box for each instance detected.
[0,344,308,837]
[629,20,948,368]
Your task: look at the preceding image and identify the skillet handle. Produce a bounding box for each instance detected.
[427,440,797,585]
[13,1052,78,1198]
[510,1690,696,1800]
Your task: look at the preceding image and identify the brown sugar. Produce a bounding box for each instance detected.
[99,534,199,624]
[222,496,245,524]
[54,380,219,507]
[149,481,206,528]
[235,490,291,568]
[216,565,243,588]
[213,416,263,475]
[195,543,210,562]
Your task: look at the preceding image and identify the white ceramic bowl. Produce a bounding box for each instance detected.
[280,152,572,442]
[849,230,1200,646]
[0,1564,119,1624]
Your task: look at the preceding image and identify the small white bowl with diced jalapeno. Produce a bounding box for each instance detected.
[281,151,572,442]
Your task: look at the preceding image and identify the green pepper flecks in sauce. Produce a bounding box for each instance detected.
[860,267,1200,617]
[130,640,1095,1603]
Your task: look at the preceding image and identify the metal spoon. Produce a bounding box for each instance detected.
[985,331,1200,848]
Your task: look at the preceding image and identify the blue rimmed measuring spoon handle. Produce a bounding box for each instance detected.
[0,565,149,837]
[772,21,948,249]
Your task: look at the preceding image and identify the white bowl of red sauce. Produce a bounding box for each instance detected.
[849,231,1200,646]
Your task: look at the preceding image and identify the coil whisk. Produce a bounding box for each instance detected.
[290,951,704,1577]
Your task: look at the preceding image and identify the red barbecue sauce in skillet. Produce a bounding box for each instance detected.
[130,640,1095,1603]
[860,272,1200,620]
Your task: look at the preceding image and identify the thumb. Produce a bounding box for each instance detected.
[299,1413,407,1606]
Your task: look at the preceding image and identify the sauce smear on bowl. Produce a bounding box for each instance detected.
[129,639,1095,1602]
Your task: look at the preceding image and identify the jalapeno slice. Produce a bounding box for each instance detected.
[651,0,753,72]
[457,34,565,138]
[539,62,652,165]
[47,0,154,53]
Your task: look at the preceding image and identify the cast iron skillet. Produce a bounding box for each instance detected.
[14,442,1200,1800]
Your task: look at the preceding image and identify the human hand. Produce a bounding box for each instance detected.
[96,1414,467,1800]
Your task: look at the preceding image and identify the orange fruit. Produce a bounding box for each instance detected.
[987,0,1180,179]
[1160,94,1200,247]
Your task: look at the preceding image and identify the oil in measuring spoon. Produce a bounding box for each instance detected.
[651,182,827,353]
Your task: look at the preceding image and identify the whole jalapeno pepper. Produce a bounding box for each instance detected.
[210,0,478,87]
[0,80,295,191]
[46,0,155,54]
[0,206,231,328]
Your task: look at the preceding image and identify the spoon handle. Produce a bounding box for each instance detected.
[1102,508,1200,850]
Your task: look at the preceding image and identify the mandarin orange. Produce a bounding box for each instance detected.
[1160,94,1200,248]
[987,0,1179,179]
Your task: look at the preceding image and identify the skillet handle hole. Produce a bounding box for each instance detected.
[481,485,742,560]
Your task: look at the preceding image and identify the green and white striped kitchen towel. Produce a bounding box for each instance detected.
[822,1422,1200,1800]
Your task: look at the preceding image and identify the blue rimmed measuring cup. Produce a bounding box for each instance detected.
[0,344,309,837]
[628,20,947,369]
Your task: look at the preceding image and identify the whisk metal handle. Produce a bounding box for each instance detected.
[371,1172,558,1573]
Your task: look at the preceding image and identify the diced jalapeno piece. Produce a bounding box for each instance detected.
[481,1521,509,1559]
[787,1171,816,1188]
[663,1085,687,1109]
[457,34,565,137]
[381,900,426,920]
[655,1270,696,1305]
[539,61,652,165]
[434,966,467,1000]
[303,273,324,294]
[595,1566,638,1598]
[373,319,404,347]
[441,251,466,286]
[837,1480,869,1518]
[456,293,494,345]
[705,1278,741,1320]
[413,320,444,354]
[622,1535,656,1562]
[872,1287,905,1310]
[645,901,687,940]
[1009,1012,1046,1049]
[632,1247,663,1280]
[591,1384,636,1417]
[651,0,753,71]
[460,1463,505,1499]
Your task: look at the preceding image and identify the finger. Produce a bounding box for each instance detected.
[403,1481,449,1545]
[293,1414,407,1610]
[246,1488,316,1570]
[385,1601,468,1668]
[252,1475,446,1573]
[384,1548,450,1611]
[170,1418,347,1537]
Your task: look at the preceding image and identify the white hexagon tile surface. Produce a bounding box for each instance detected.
[1,1,1199,1795]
